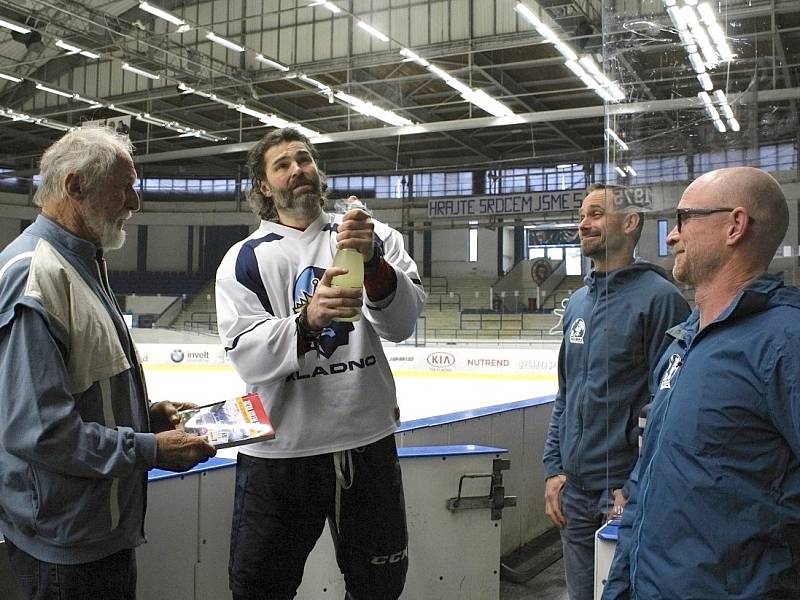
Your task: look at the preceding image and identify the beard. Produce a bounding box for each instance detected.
[580,236,603,258]
[268,174,324,221]
[80,203,130,250]
[672,246,721,287]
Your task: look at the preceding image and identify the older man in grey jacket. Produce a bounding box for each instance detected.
[0,126,215,600]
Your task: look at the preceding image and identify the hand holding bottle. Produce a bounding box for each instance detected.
[332,196,374,322]
[305,266,364,328]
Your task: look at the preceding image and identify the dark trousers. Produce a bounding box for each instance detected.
[4,539,136,600]
[229,434,408,600]
[560,480,614,600]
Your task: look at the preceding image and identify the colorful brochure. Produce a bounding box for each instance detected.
[180,392,275,448]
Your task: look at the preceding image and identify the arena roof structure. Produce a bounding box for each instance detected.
[0,0,797,180]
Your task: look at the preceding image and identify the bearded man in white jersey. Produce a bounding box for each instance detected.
[215,127,426,600]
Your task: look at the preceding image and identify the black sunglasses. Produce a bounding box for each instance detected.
[675,207,734,232]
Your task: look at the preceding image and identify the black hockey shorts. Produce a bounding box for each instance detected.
[228,434,408,600]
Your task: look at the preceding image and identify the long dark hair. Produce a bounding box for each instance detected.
[245,127,325,220]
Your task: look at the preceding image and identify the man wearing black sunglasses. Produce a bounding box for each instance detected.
[603,167,800,599]
[543,183,689,600]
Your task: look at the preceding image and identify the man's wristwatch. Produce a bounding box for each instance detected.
[364,244,384,274]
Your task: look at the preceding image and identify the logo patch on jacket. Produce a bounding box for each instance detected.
[569,318,586,344]
[293,266,353,359]
[659,353,682,389]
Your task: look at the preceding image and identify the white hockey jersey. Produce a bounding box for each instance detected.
[215,211,426,457]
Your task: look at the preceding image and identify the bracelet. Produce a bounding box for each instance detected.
[297,308,323,341]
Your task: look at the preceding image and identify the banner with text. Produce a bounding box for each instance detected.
[427,190,586,218]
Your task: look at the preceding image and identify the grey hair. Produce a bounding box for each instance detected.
[33,125,134,207]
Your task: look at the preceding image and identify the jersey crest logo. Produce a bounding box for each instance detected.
[293,266,353,358]
[659,353,682,390]
[569,318,586,344]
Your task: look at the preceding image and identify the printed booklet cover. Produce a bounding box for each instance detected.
[180,392,275,448]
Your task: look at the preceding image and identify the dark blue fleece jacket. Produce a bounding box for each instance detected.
[543,261,690,490]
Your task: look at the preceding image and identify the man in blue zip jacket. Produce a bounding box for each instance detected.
[602,166,800,599]
[543,184,690,600]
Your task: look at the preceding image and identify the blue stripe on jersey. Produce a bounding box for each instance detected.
[234,233,283,313]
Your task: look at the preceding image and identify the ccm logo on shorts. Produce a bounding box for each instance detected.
[370,547,408,565]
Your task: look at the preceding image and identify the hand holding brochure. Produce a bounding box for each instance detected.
[180,392,275,448]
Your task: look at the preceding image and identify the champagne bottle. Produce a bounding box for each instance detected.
[331,197,368,322]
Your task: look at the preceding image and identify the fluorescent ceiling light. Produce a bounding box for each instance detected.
[615,166,627,177]
[73,94,103,107]
[36,83,73,98]
[177,82,194,93]
[697,73,712,91]
[605,127,629,151]
[139,2,186,27]
[564,60,588,78]
[428,65,472,95]
[705,104,721,120]
[678,28,696,49]
[400,48,430,67]
[553,41,577,62]
[712,89,728,105]
[255,54,289,71]
[727,117,740,132]
[55,39,81,53]
[666,6,687,31]
[291,124,320,139]
[122,63,161,80]
[687,52,706,74]
[39,120,73,132]
[463,89,515,118]
[578,56,604,80]
[299,74,330,91]
[712,118,726,132]
[109,105,142,117]
[625,165,638,176]
[0,18,30,34]
[719,103,734,120]
[681,6,718,66]
[209,94,238,108]
[205,31,245,52]
[236,105,269,120]
[697,4,734,63]
[607,83,625,101]
[0,73,22,83]
[515,3,543,29]
[137,113,168,127]
[357,20,389,43]
[697,91,713,106]
[696,3,716,24]
[334,91,413,126]
[310,1,341,13]
[56,40,100,59]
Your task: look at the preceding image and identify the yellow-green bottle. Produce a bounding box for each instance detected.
[332,248,364,322]
[331,196,368,322]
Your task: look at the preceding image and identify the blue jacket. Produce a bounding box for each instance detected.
[0,216,157,564]
[543,261,690,490]
[603,273,800,599]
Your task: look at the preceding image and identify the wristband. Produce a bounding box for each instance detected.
[364,244,384,274]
